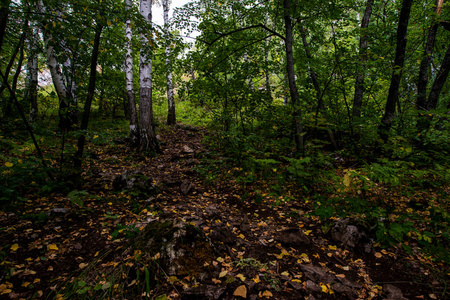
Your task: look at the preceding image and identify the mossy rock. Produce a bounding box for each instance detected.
[133,221,215,277]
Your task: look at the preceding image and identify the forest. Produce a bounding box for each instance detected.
[0,0,449,299]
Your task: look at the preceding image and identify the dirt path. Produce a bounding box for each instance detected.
[0,125,447,299]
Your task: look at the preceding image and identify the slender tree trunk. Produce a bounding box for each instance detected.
[163,0,176,125]
[264,13,271,94]
[38,2,75,131]
[379,0,413,139]
[299,24,322,109]
[352,0,374,118]
[282,0,303,153]
[426,43,450,110]
[125,0,139,145]
[74,24,103,168]
[243,52,255,90]
[416,0,444,111]
[0,0,10,53]
[139,0,160,152]
[27,26,39,123]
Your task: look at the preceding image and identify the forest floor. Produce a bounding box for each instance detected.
[0,124,449,300]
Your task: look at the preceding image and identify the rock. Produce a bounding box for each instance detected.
[183,145,194,153]
[180,180,194,195]
[134,221,215,277]
[277,228,310,245]
[300,265,327,283]
[288,280,302,290]
[51,208,70,214]
[112,171,156,198]
[331,219,372,252]
[305,280,322,293]
[383,284,408,300]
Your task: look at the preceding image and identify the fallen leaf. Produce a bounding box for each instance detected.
[5,162,13,168]
[219,270,228,278]
[328,245,337,250]
[10,244,19,251]
[79,263,88,269]
[48,244,59,251]
[216,257,224,263]
[233,285,247,298]
[281,271,289,276]
[236,274,246,281]
[374,252,382,258]
[261,290,273,298]
[212,278,221,284]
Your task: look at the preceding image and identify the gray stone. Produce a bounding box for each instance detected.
[305,280,322,293]
[277,228,311,245]
[383,284,408,300]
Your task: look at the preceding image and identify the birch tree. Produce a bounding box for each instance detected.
[125,0,139,145]
[139,0,159,151]
[163,0,176,125]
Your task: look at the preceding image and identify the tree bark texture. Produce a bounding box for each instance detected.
[125,0,139,145]
[27,25,39,122]
[282,0,303,153]
[75,24,102,168]
[427,43,450,110]
[163,0,176,125]
[139,0,160,152]
[38,1,76,131]
[299,24,322,109]
[352,0,374,118]
[416,0,444,111]
[0,0,10,53]
[380,0,413,138]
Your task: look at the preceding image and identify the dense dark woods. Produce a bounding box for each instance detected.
[1,0,449,299]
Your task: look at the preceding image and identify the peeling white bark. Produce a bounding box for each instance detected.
[125,0,138,145]
[163,0,176,124]
[139,0,158,151]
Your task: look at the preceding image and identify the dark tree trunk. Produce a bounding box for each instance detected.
[427,43,450,110]
[283,0,303,153]
[299,24,322,109]
[379,0,413,139]
[416,0,443,111]
[352,0,374,118]
[74,24,103,168]
[0,0,10,53]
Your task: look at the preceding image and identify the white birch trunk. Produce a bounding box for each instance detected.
[125,0,139,145]
[139,0,158,151]
[163,0,176,125]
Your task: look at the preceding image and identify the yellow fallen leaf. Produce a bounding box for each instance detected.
[216,257,224,263]
[375,252,382,258]
[233,285,247,298]
[237,234,245,239]
[212,278,221,284]
[261,290,273,298]
[281,271,289,276]
[5,162,13,168]
[236,274,246,281]
[219,270,228,278]
[21,282,31,288]
[328,245,337,250]
[10,244,19,251]
[252,275,260,283]
[48,244,59,251]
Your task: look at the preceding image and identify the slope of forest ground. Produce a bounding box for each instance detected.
[0,119,449,300]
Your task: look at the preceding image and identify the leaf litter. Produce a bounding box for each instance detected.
[0,124,448,299]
